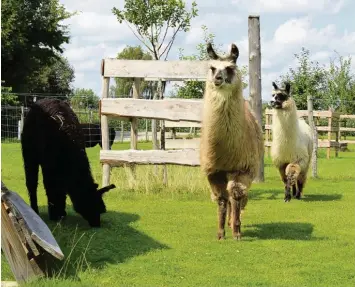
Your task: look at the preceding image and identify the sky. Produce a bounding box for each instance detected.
[60,0,355,101]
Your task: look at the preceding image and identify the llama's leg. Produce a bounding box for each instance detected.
[279,164,291,202]
[227,200,231,228]
[22,145,40,214]
[296,174,306,199]
[42,168,67,221]
[292,185,297,197]
[227,174,251,240]
[207,171,228,240]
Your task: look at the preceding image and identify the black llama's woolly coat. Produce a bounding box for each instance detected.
[80,123,116,149]
[21,98,111,227]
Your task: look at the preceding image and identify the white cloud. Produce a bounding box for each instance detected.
[62,11,134,44]
[232,0,347,14]
[60,0,124,15]
[184,13,243,46]
[56,0,355,99]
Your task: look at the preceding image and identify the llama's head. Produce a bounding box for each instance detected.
[75,183,115,227]
[270,81,292,110]
[206,42,241,90]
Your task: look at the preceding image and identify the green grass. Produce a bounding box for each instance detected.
[1,141,355,287]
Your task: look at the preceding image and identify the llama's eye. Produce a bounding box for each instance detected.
[225,66,234,76]
[210,66,216,73]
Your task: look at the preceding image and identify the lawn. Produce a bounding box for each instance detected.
[1,141,355,287]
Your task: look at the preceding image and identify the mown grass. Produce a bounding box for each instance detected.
[1,141,355,287]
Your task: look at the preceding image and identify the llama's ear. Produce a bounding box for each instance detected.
[272,82,278,90]
[206,42,219,60]
[229,43,239,63]
[285,82,291,94]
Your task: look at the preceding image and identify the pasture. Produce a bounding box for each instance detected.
[1,141,355,287]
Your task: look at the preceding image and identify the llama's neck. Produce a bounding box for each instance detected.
[272,101,299,144]
[203,83,246,136]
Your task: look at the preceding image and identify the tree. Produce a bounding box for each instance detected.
[1,0,75,92]
[174,25,248,99]
[70,88,100,110]
[112,0,198,61]
[324,53,355,114]
[279,48,327,110]
[26,55,75,95]
[0,84,19,106]
[110,45,155,99]
[112,0,198,156]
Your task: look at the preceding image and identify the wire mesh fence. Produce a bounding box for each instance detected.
[1,93,354,147]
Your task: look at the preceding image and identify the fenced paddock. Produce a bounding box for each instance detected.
[2,73,355,287]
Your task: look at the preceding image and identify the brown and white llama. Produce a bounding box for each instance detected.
[270,81,313,202]
[200,42,264,240]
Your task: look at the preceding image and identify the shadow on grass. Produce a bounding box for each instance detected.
[249,189,342,202]
[243,222,326,241]
[301,194,342,202]
[36,207,170,281]
[249,189,283,201]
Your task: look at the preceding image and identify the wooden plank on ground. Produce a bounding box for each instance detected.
[101,98,203,122]
[1,190,64,260]
[100,149,200,166]
[166,138,200,149]
[165,121,201,128]
[1,203,39,282]
[102,59,209,80]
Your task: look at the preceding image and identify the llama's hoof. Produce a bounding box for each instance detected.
[295,194,301,200]
[233,233,241,240]
[217,232,225,240]
[284,195,291,202]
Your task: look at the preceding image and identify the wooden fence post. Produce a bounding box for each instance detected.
[101,60,111,187]
[159,80,168,186]
[248,15,264,182]
[307,95,318,178]
[129,78,141,187]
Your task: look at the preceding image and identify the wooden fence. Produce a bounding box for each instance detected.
[339,115,355,144]
[99,59,208,186]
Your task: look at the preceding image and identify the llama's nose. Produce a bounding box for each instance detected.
[215,75,223,81]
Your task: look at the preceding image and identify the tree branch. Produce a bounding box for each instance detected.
[158,19,170,51]
[124,20,154,54]
[161,24,183,60]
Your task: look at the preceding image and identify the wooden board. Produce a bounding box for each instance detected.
[166,138,200,149]
[100,149,200,166]
[264,125,339,132]
[101,98,203,122]
[340,115,355,119]
[265,141,340,148]
[265,109,341,118]
[165,121,201,128]
[1,190,64,260]
[102,59,209,80]
[339,127,355,132]
[1,203,39,282]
